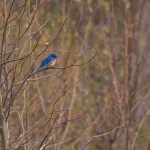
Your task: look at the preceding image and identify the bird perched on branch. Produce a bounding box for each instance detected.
[37,53,57,71]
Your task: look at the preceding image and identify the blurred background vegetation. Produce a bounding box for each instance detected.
[0,0,150,150]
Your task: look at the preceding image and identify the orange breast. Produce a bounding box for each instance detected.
[50,58,57,66]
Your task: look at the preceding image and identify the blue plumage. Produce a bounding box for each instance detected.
[37,53,57,71]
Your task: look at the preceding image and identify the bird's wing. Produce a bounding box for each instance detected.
[37,55,54,71]
[41,56,53,66]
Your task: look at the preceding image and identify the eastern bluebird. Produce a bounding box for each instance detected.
[37,53,57,71]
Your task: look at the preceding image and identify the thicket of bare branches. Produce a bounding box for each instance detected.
[0,0,150,150]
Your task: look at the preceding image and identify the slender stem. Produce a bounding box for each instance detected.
[0,93,7,150]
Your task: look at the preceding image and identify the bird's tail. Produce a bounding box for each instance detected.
[37,66,42,71]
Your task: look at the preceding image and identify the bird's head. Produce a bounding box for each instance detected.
[51,53,57,58]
